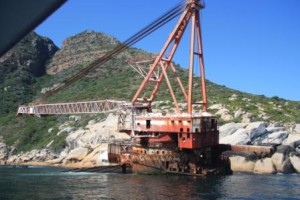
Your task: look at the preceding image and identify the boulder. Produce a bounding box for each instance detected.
[283,134,300,147]
[266,127,285,133]
[0,143,8,160]
[246,122,266,139]
[268,122,282,128]
[290,155,300,173]
[229,94,238,101]
[270,145,295,173]
[221,113,233,122]
[81,144,110,168]
[242,113,253,123]
[262,131,288,145]
[219,128,251,145]
[294,124,300,134]
[254,158,276,174]
[219,123,246,138]
[35,149,57,161]
[234,110,244,118]
[69,115,81,122]
[208,104,223,110]
[271,152,294,173]
[295,142,300,154]
[229,156,255,172]
[6,155,21,165]
[65,147,90,163]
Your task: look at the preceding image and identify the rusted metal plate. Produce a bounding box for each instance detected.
[230,145,274,153]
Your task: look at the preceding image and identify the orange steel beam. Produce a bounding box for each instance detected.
[132,0,206,113]
[170,62,187,101]
[131,7,191,104]
[187,13,196,114]
[195,11,207,111]
[160,61,180,113]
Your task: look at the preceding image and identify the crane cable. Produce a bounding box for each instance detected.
[35,1,187,103]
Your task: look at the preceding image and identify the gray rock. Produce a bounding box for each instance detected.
[234,109,244,118]
[294,124,300,134]
[88,120,96,125]
[254,158,276,174]
[266,127,285,133]
[65,147,90,163]
[295,142,300,154]
[219,123,246,138]
[262,131,288,145]
[0,143,8,160]
[69,115,81,122]
[219,128,251,145]
[283,134,300,147]
[242,113,253,123]
[221,113,233,122]
[268,122,282,128]
[229,156,255,172]
[271,152,294,173]
[208,104,223,110]
[290,155,300,173]
[246,122,266,139]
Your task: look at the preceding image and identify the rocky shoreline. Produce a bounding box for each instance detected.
[1,114,300,174]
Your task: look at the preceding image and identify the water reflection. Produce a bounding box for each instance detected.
[0,167,300,200]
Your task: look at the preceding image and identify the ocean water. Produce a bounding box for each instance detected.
[0,166,299,200]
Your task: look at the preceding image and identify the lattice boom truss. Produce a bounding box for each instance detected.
[17,100,128,115]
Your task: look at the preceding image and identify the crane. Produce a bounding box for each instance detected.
[17,0,232,175]
[17,1,186,116]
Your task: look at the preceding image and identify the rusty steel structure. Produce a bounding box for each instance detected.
[123,0,218,149]
[15,0,270,176]
[132,0,207,113]
[17,100,128,115]
[117,0,232,175]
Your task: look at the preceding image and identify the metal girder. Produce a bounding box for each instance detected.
[131,0,207,113]
[17,100,128,116]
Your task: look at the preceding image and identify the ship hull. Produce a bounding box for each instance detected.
[120,145,232,176]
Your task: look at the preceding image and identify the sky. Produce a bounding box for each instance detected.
[35,0,300,101]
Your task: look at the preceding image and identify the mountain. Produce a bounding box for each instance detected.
[0,30,299,153]
[0,32,58,114]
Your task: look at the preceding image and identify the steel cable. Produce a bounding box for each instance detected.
[37,1,186,102]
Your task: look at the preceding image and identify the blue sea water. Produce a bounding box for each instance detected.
[0,166,299,200]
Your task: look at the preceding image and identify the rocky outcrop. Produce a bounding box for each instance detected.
[219,122,292,146]
[253,158,276,174]
[65,113,130,150]
[0,32,58,77]
[219,123,246,138]
[271,145,295,173]
[294,124,300,134]
[290,155,300,173]
[46,30,119,74]
[6,149,57,165]
[225,145,299,174]
[0,142,8,164]
[219,128,250,145]
[246,122,266,140]
[262,131,288,145]
[64,147,91,164]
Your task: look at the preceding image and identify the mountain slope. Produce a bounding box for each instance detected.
[0,32,58,114]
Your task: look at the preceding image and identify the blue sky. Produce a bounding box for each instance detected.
[35,0,300,101]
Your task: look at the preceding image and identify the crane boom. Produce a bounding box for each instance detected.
[17,100,128,116]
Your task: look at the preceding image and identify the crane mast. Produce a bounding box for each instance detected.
[121,0,219,150]
[132,0,207,113]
